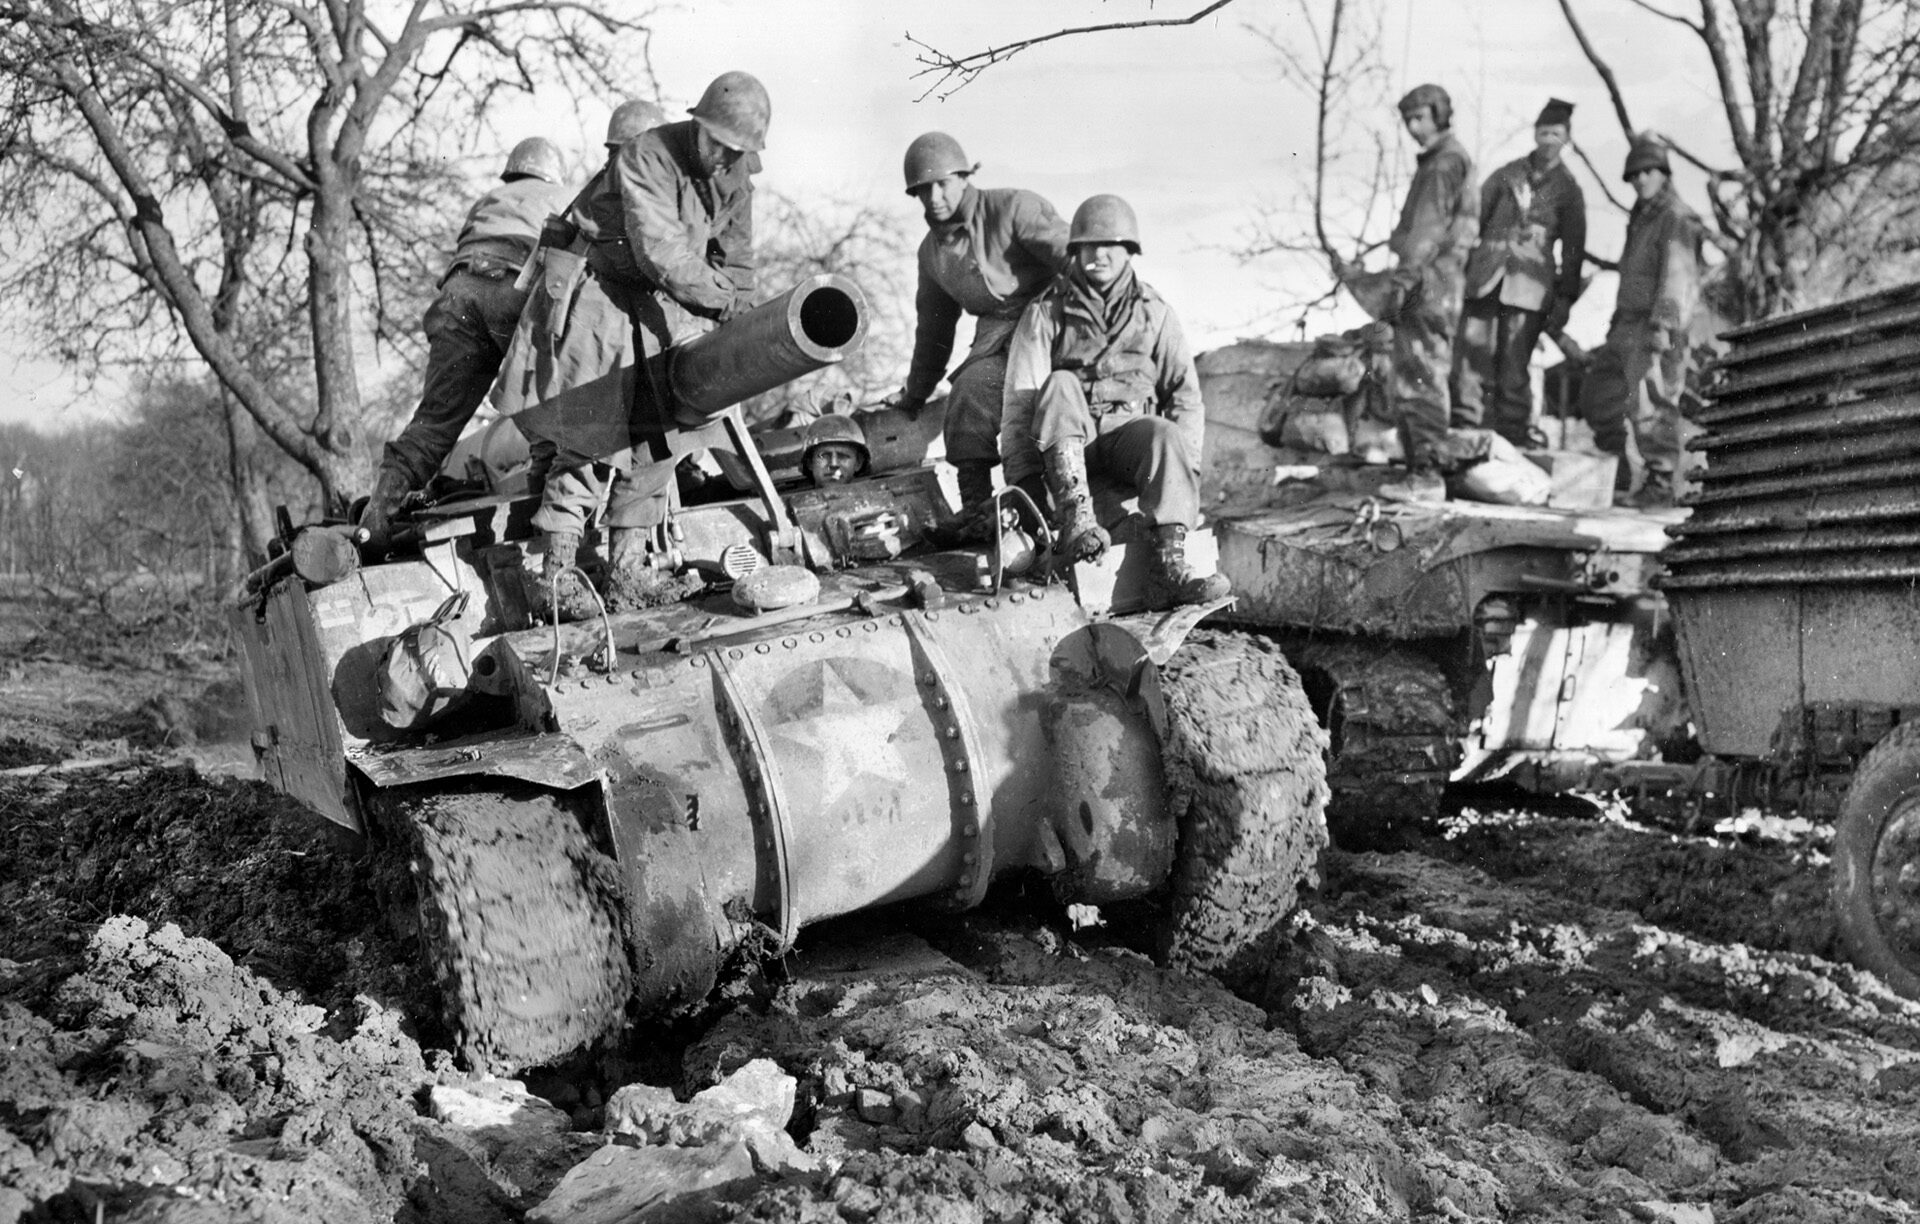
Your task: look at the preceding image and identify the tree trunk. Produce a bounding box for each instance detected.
[222,393,276,569]
[305,177,362,515]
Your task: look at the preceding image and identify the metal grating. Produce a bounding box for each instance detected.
[1664,281,1920,590]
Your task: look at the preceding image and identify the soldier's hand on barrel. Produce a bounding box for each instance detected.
[1649,325,1674,353]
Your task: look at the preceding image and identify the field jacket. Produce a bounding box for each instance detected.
[1612,181,1703,335]
[1000,274,1204,488]
[903,185,1071,402]
[1463,153,1586,312]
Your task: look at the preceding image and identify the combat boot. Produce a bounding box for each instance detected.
[1621,468,1676,509]
[357,466,413,552]
[531,532,598,624]
[1143,523,1232,610]
[605,526,700,611]
[1042,445,1110,563]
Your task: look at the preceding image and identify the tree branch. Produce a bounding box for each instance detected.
[906,0,1243,99]
[1556,0,1635,138]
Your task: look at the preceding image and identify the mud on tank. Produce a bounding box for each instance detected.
[1190,339,1690,849]
[233,275,1331,1073]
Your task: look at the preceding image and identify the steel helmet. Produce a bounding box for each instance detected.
[1623,132,1672,180]
[606,99,666,148]
[1068,194,1141,254]
[1397,83,1453,130]
[502,137,564,184]
[801,413,869,467]
[902,132,974,195]
[688,71,771,153]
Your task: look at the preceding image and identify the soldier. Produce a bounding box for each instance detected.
[885,132,1071,522]
[1001,194,1230,611]
[1343,83,1479,503]
[525,73,766,618]
[800,414,869,487]
[1453,97,1587,448]
[360,138,571,546]
[1578,133,1703,508]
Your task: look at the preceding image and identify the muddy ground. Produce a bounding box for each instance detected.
[4,602,1919,1223]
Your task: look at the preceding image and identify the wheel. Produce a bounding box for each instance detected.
[1156,630,1330,979]
[377,780,632,1072]
[1832,722,1920,998]
[1290,640,1457,849]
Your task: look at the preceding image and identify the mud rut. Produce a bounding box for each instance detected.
[6,656,1920,1222]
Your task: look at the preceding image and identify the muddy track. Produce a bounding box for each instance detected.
[6,648,1920,1222]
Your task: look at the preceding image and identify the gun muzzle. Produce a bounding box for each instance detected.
[664,273,869,426]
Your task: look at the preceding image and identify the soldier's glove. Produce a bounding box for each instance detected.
[1648,325,1674,354]
[880,387,927,420]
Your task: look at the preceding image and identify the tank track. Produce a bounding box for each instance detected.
[1155,630,1331,981]
[381,780,632,1073]
[1288,640,1459,849]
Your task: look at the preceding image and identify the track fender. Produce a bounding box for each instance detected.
[349,733,602,793]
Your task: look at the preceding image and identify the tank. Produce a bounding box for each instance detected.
[1657,281,1920,997]
[1190,339,1688,846]
[233,277,1330,1073]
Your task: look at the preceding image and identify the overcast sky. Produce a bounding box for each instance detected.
[4,0,1727,427]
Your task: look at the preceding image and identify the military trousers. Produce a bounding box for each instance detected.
[1578,318,1689,487]
[1451,295,1545,446]
[1034,371,1199,529]
[1389,268,1464,471]
[384,269,529,487]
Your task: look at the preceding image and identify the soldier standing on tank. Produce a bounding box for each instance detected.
[1001,194,1231,611]
[1578,133,1703,509]
[359,138,571,547]
[525,73,767,619]
[1342,84,1478,504]
[1453,98,1587,449]
[883,133,1071,525]
[493,99,666,536]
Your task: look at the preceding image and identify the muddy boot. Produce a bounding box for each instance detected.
[1043,445,1110,563]
[1621,467,1676,509]
[357,466,412,552]
[927,461,1009,548]
[1143,523,1231,610]
[605,526,703,611]
[531,532,598,623]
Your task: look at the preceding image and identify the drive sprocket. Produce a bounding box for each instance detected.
[1155,630,1331,980]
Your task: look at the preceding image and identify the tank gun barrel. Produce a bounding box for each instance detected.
[663,273,870,427]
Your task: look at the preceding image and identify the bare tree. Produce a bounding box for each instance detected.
[1558,0,1920,318]
[0,0,654,551]
[1236,0,1401,337]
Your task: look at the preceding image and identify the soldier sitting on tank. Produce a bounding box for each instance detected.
[1001,194,1231,611]
[801,414,869,486]
[358,138,572,548]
